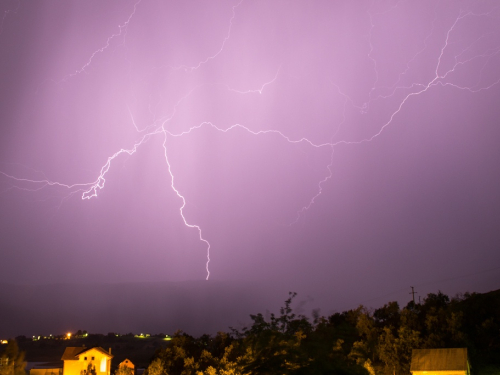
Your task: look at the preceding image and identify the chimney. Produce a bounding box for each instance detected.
[109,348,111,355]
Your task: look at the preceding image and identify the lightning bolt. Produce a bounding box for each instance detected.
[1,1,500,280]
[172,0,243,72]
[66,0,142,80]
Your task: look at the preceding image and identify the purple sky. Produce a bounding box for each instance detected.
[1,0,500,335]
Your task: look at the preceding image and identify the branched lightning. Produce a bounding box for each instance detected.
[293,2,500,220]
[65,0,142,80]
[172,0,243,72]
[1,1,500,279]
[355,6,500,143]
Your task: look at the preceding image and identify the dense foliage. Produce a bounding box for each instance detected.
[0,340,26,375]
[3,289,499,375]
[144,290,500,375]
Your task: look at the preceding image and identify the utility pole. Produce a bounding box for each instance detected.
[410,286,417,304]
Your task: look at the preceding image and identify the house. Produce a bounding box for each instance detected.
[61,347,113,375]
[118,360,134,375]
[410,348,470,375]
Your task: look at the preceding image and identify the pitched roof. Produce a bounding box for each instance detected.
[61,347,113,361]
[61,348,88,361]
[119,359,134,368]
[410,348,468,372]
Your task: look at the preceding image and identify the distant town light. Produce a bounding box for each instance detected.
[67,333,71,338]
[0,340,8,344]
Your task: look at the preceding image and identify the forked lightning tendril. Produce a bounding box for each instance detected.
[1,1,499,279]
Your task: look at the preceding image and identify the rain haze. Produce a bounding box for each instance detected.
[1,0,500,338]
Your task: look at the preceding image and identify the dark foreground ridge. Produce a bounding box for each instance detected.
[1,288,499,375]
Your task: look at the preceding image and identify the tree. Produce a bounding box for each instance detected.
[115,366,134,375]
[82,363,96,375]
[235,292,314,374]
[353,306,378,362]
[195,344,247,375]
[374,302,400,330]
[146,358,164,375]
[235,292,370,375]
[0,340,26,375]
[378,326,420,375]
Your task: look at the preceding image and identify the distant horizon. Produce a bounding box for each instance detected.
[1,281,498,339]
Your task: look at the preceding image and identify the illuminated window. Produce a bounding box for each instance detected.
[100,359,106,372]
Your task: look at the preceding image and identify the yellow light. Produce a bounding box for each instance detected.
[67,333,71,338]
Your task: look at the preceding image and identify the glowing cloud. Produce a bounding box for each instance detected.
[1,0,499,281]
